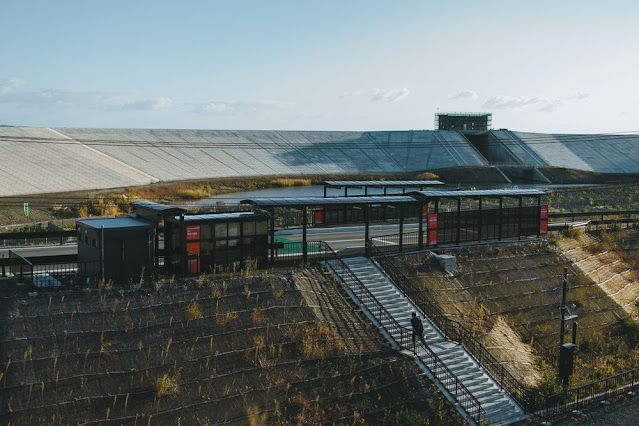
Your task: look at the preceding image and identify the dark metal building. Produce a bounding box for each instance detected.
[76,217,155,284]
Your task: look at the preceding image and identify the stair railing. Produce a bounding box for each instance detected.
[320,242,485,423]
[367,240,543,413]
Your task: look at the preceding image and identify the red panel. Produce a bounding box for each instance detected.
[427,213,438,245]
[186,225,200,273]
[187,226,200,241]
[314,206,324,225]
[422,205,428,216]
[428,230,438,246]
[540,205,549,220]
[540,219,548,234]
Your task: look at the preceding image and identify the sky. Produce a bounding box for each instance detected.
[1,0,638,133]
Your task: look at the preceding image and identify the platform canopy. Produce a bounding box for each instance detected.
[240,195,418,208]
[320,180,445,197]
[321,180,444,187]
[411,188,546,198]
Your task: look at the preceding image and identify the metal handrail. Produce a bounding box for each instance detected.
[368,241,544,412]
[321,242,484,423]
[367,239,639,420]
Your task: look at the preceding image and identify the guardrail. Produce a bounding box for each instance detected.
[369,231,421,255]
[321,242,484,423]
[549,210,639,231]
[271,241,329,262]
[539,368,639,419]
[0,230,76,246]
[367,239,639,421]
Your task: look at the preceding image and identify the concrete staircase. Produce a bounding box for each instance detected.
[340,257,527,425]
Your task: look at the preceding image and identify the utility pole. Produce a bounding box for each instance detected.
[557,267,578,386]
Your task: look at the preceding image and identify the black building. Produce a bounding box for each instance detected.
[76,217,155,284]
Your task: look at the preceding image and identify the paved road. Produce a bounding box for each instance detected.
[277,223,420,252]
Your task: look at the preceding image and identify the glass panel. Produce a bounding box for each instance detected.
[200,224,212,239]
[256,221,267,235]
[216,240,227,249]
[228,238,239,247]
[243,222,255,236]
[228,223,240,237]
[215,223,227,238]
[200,241,213,254]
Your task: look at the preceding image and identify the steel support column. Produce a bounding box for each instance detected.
[418,202,424,250]
[180,213,186,275]
[399,206,404,253]
[302,207,308,263]
[537,196,541,238]
[498,198,503,241]
[456,197,461,245]
[364,204,370,257]
[478,197,482,242]
[518,197,523,240]
[270,208,276,265]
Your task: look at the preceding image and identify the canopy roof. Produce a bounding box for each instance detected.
[241,195,417,207]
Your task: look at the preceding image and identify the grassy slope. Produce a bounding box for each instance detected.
[392,241,639,392]
[0,267,463,425]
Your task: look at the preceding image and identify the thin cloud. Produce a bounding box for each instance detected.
[566,92,590,101]
[482,95,544,110]
[539,100,563,113]
[0,88,172,112]
[371,88,410,102]
[190,99,293,115]
[0,77,26,95]
[120,97,173,111]
[449,89,478,100]
[341,88,410,103]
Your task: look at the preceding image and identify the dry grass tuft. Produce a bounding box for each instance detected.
[186,300,202,319]
[155,373,180,397]
[270,178,312,187]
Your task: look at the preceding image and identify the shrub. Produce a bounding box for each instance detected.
[562,226,583,240]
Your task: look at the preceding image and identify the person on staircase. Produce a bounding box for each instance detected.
[411,312,425,350]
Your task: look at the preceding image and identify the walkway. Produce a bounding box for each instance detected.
[337,257,526,425]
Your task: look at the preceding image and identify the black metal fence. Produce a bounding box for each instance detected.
[369,240,639,421]
[0,230,76,247]
[270,241,330,262]
[539,368,639,419]
[3,254,202,291]
[549,210,639,231]
[369,231,422,255]
[322,244,484,423]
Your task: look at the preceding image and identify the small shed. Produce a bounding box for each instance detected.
[77,217,155,284]
[164,211,269,273]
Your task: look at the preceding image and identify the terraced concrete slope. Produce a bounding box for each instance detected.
[0,127,487,196]
[0,127,156,196]
[558,233,639,319]
[491,130,639,173]
[5,126,639,197]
